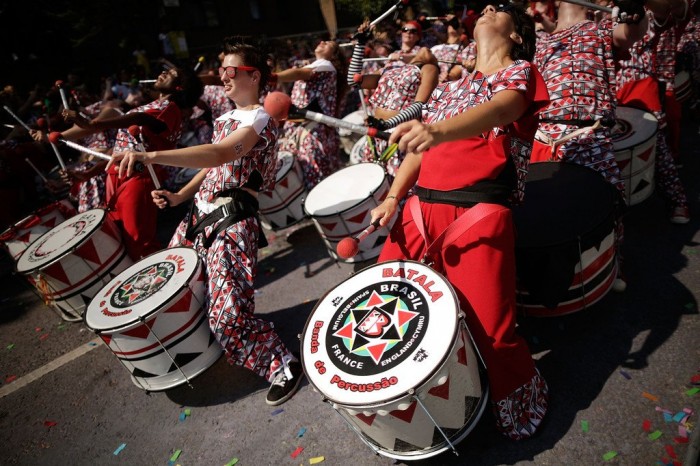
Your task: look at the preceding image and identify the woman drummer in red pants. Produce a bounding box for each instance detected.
[370,4,550,440]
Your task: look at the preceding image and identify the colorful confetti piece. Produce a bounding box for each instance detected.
[113,443,126,455]
[664,445,677,459]
[643,392,659,402]
[178,412,187,422]
[184,408,191,416]
[685,387,699,396]
[87,342,97,346]
[691,374,700,385]
[664,412,673,423]
[648,430,663,441]
[224,458,238,466]
[43,421,57,428]
[39,333,49,341]
[673,436,689,444]
[271,408,284,416]
[642,419,652,432]
[619,369,631,380]
[168,449,182,464]
[4,375,17,384]
[6,343,14,350]
[672,412,686,423]
[602,451,618,461]
[310,457,325,464]
[297,427,307,438]
[35,327,42,332]
[291,446,304,458]
[581,420,589,433]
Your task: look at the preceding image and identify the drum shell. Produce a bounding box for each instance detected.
[258,151,308,231]
[16,209,132,321]
[303,163,396,262]
[85,248,222,391]
[674,71,692,103]
[612,107,658,206]
[339,110,365,156]
[513,162,619,317]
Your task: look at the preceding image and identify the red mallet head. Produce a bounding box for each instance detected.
[336,237,360,259]
[128,125,141,138]
[353,73,363,83]
[55,80,64,88]
[37,118,46,130]
[48,131,62,144]
[263,91,292,121]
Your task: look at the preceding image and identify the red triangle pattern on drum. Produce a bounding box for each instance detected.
[42,261,70,286]
[427,378,450,400]
[457,342,468,366]
[165,292,192,313]
[100,334,112,346]
[42,218,58,228]
[279,177,289,189]
[16,231,32,244]
[355,412,376,426]
[121,320,154,339]
[389,400,418,423]
[366,342,388,364]
[319,222,337,232]
[616,158,631,171]
[638,146,654,162]
[365,290,385,307]
[261,190,274,199]
[346,210,368,224]
[74,238,101,265]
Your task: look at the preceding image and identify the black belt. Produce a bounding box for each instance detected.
[415,185,510,208]
[185,189,266,249]
[540,118,615,128]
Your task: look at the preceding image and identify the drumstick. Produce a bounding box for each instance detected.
[194,56,205,72]
[48,132,112,161]
[336,220,381,259]
[127,125,162,190]
[55,80,70,110]
[25,158,49,183]
[560,0,614,13]
[3,105,31,131]
[139,79,157,84]
[264,91,391,140]
[48,140,67,171]
[370,0,410,26]
[362,57,390,62]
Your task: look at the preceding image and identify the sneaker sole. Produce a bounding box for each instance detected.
[265,372,305,406]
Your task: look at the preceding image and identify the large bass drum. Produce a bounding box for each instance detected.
[612,106,657,206]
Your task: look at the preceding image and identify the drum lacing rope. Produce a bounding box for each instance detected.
[406,196,508,269]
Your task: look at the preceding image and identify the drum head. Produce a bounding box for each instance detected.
[275,151,294,182]
[612,107,658,151]
[16,209,106,274]
[301,260,460,407]
[85,247,201,331]
[513,162,618,248]
[304,163,386,217]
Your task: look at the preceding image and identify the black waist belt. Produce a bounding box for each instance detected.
[415,185,510,208]
[540,118,615,128]
[185,188,265,249]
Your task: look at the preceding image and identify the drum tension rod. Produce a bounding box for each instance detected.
[325,399,382,455]
[414,395,460,456]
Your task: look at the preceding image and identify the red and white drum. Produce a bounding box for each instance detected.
[348,137,367,165]
[258,151,307,231]
[0,200,76,261]
[303,163,395,263]
[674,71,692,103]
[612,106,658,206]
[84,247,222,391]
[301,260,487,459]
[339,110,365,157]
[513,162,620,316]
[15,209,132,322]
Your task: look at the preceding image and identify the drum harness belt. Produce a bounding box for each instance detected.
[185,188,266,248]
[535,118,614,156]
[406,195,508,269]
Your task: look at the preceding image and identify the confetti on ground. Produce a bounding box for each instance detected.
[618,369,631,379]
[35,327,42,332]
[87,342,97,346]
[271,408,284,416]
[113,443,126,455]
[643,392,659,402]
[224,458,238,466]
[6,344,14,350]
[184,408,191,416]
[664,412,673,423]
[648,430,663,441]
[664,445,677,459]
[309,457,325,464]
[297,427,307,438]
[291,447,304,458]
[602,451,618,461]
[43,421,57,428]
[685,388,699,396]
[179,412,187,422]
[581,420,589,433]
[672,412,686,423]
[642,419,652,432]
[691,374,700,385]
[168,449,182,465]
[674,436,689,444]
[57,324,67,331]
[5,375,17,384]
[39,333,50,341]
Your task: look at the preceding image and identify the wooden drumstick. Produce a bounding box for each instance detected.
[3,105,31,131]
[55,80,70,110]
[336,220,381,259]
[48,132,111,161]
[370,0,410,26]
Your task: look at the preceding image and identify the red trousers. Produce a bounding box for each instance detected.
[378,201,537,401]
[106,172,161,260]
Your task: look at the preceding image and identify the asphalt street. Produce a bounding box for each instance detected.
[1,116,699,465]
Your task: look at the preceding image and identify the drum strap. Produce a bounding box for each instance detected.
[535,119,602,156]
[407,196,508,268]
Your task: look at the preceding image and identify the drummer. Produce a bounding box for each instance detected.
[370,4,550,440]
[108,38,304,407]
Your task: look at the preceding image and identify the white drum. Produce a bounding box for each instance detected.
[349,137,366,165]
[303,163,395,262]
[15,209,133,322]
[674,71,692,103]
[301,260,488,460]
[339,110,366,156]
[85,247,222,391]
[612,106,658,206]
[258,151,307,231]
[0,200,76,261]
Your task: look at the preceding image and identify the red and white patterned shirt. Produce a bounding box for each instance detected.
[201,84,234,121]
[369,62,423,111]
[431,42,475,82]
[290,58,338,116]
[616,12,659,87]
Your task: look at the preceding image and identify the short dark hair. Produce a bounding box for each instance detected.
[222,36,271,94]
[498,4,537,61]
[170,66,204,109]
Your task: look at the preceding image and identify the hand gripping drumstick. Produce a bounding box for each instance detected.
[55,80,70,110]
[127,125,162,190]
[370,0,410,26]
[336,220,381,259]
[48,132,112,161]
[264,91,391,140]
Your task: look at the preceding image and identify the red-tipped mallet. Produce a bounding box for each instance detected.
[48,132,111,161]
[127,125,162,190]
[55,80,70,110]
[264,91,391,140]
[336,220,381,260]
[370,0,410,26]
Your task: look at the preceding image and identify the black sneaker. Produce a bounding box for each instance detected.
[265,357,304,406]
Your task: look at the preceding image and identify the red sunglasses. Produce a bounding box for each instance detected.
[218,65,258,79]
